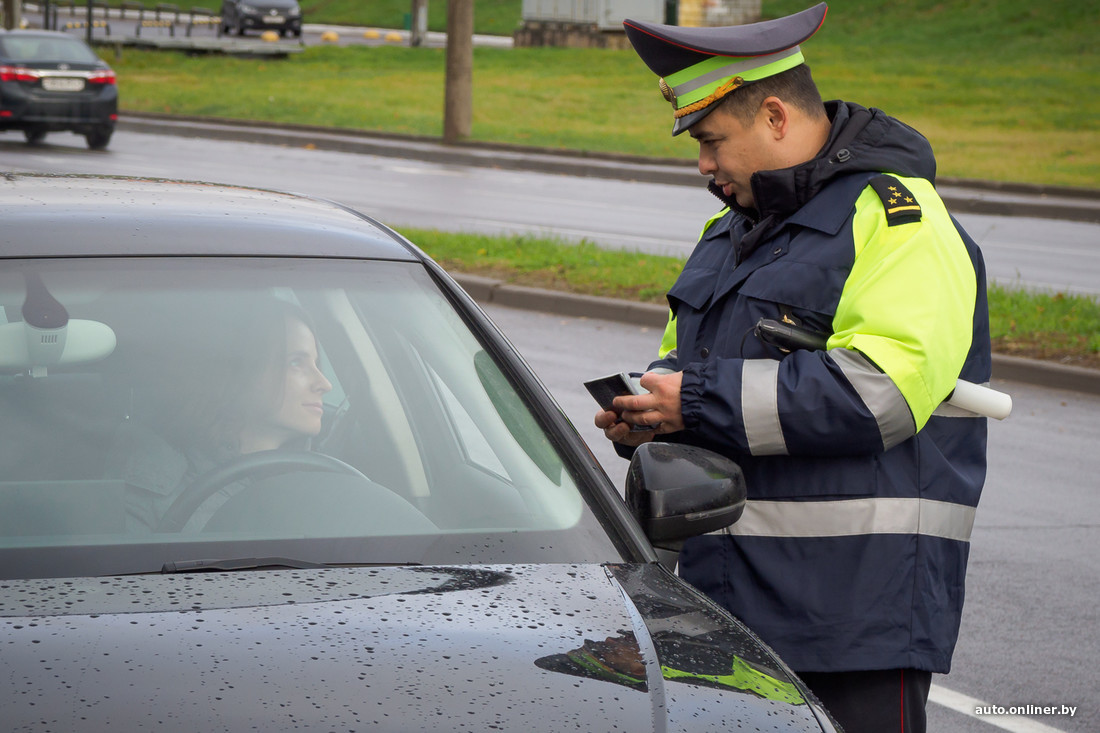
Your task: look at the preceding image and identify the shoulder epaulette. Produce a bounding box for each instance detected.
[868,175,922,226]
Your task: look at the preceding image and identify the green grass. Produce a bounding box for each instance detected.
[987,284,1100,361]
[762,0,1099,188]
[91,0,1100,362]
[401,228,686,303]
[400,229,1100,364]
[105,0,1099,188]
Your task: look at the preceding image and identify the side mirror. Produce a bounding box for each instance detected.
[625,442,746,551]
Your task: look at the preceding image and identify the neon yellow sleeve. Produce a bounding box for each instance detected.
[827,176,976,429]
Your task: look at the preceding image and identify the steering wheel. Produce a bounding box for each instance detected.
[156,451,370,532]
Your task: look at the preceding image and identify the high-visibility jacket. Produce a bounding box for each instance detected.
[648,102,991,673]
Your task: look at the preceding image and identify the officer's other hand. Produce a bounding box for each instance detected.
[616,371,684,434]
[595,408,655,447]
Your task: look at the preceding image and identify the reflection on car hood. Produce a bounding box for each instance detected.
[1,563,831,731]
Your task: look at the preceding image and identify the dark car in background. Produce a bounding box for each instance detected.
[220,0,303,37]
[0,30,117,149]
[0,174,837,732]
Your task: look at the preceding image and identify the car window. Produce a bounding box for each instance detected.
[0,36,101,64]
[0,258,624,579]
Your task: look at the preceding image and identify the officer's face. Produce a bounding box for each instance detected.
[690,106,778,209]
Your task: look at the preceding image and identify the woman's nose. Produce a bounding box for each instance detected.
[312,366,333,393]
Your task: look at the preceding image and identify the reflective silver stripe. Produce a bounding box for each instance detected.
[721,497,976,542]
[830,348,915,450]
[671,47,803,98]
[741,359,787,456]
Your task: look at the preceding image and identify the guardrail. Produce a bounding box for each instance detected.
[30,0,222,37]
[184,6,218,37]
[59,18,109,32]
[134,16,171,36]
[21,0,300,55]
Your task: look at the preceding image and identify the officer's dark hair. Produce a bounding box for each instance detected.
[719,64,826,126]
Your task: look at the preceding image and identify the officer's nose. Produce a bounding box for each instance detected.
[698,148,716,177]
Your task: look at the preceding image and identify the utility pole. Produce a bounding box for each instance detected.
[443,0,473,143]
[409,0,428,48]
[1,0,21,30]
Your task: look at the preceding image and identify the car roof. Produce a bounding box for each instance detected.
[0,174,423,261]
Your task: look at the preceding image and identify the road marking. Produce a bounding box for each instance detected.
[930,684,1068,733]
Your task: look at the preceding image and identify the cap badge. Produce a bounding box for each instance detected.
[658,78,677,108]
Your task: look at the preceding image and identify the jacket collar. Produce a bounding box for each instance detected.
[706,100,937,257]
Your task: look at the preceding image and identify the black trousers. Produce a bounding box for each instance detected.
[795,668,933,733]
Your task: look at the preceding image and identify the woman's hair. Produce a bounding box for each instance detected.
[147,297,318,457]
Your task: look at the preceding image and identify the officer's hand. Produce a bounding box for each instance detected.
[615,371,684,434]
[595,408,656,448]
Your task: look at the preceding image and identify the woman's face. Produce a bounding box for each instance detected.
[248,316,333,450]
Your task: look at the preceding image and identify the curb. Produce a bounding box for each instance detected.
[453,274,1100,397]
[115,113,1100,225]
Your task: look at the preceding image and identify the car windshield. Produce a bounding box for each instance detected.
[0,258,625,579]
[0,36,101,64]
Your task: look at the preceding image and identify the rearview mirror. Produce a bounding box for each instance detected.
[625,442,746,551]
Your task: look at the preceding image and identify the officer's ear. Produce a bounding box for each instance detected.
[757,97,791,140]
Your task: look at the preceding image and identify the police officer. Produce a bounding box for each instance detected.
[596,4,991,731]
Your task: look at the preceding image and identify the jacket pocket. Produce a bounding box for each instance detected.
[667,266,719,315]
[738,260,845,334]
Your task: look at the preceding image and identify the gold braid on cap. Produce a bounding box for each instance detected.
[669,76,745,119]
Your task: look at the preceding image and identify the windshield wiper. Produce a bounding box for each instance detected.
[157,557,422,574]
[160,557,325,573]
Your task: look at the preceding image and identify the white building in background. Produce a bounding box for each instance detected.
[515,0,762,47]
[678,0,762,26]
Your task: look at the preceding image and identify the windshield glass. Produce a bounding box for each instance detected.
[0,258,623,579]
[0,36,101,64]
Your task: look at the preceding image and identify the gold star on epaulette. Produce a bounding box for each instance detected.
[869,175,923,226]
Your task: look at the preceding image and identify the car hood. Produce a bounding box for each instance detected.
[1,563,832,732]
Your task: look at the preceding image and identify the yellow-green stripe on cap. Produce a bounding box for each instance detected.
[623,3,828,135]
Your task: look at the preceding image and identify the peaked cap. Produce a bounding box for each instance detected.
[624,3,828,135]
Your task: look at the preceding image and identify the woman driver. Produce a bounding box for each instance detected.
[237,310,333,454]
[108,299,333,532]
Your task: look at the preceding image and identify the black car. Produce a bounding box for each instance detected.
[220,0,303,37]
[0,174,837,732]
[0,30,117,149]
